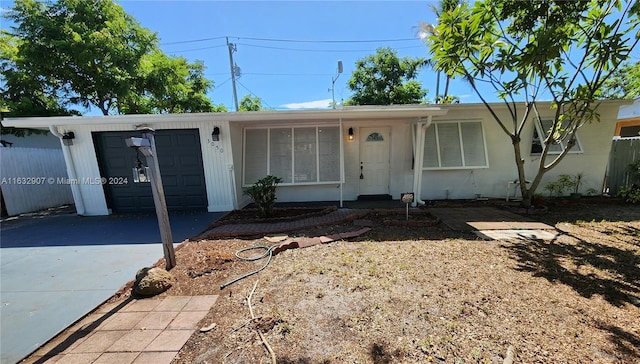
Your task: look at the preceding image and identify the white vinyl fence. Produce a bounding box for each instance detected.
[0,147,74,216]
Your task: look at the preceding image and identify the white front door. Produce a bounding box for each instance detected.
[359,127,390,196]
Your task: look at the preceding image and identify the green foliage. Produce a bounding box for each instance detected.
[428,0,639,207]
[597,61,640,99]
[347,47,428,105]
[243,175,283,218]
[618,185,640,204]
[238,95,263,111]
[628,159,640,181]
[0,31,78,136]
[544,174,583,197]
[119,51,216,114]
[4,0,217,116]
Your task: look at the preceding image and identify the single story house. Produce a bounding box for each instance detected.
[3,101,628,216]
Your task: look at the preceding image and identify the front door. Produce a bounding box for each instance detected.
[359,127,390,196]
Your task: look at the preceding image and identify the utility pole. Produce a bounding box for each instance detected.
[226,37,239,111]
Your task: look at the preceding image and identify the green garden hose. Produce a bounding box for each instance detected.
[220,244,279,289]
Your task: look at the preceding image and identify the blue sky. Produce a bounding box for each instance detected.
[120,0,464,111]
[2,1,638,114]
[2,0,480,113]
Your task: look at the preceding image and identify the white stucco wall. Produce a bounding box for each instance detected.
[420,101,623,200]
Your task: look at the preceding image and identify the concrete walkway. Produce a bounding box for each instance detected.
[0,211,222,364]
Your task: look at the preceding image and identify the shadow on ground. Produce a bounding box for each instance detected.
[505,222,640,359]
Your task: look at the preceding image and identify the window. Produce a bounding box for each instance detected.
[244,126,341,185]
[423,121,488,169]
[366,132,384,142]
[531,119,582,154]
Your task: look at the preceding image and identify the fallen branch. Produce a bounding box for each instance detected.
[247,280,276,364]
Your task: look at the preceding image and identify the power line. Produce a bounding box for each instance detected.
[243,72,333,77]
[164,44,226,53]
[161,35,418,46]
[234,36,418,44]
[160,36,227,45]
[235,43,424,53]
[235,79,273,109]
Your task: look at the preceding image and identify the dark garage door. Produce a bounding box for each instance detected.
[94,129,207,214]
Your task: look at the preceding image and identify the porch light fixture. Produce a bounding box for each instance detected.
[348,127,354,141]
[212,127,221,141]
[62,131,75,146]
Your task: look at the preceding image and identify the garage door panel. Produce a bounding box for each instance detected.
[154,134,173,147]
[94,129,207,213]
[182,175,204,186]
[179,156,200,167]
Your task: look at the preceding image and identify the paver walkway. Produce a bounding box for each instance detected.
[27,295,219,364]
[199,208,369,238]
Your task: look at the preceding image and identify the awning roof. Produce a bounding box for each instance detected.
[2,105,448,128]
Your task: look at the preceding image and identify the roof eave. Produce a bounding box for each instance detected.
[1,106,448,128]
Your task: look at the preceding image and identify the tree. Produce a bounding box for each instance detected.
[417,0,463,103]
[0,31,77,136]
[238,95,263,111]
[347,47,428,105]
[4,0,219,116]
[598,61,640,99]
[428,0,639,207]
[119,51,217,114]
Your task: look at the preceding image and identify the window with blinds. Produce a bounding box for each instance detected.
[422,121,489,169]
[244,126,341,185]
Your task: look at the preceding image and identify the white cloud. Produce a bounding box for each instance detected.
[280,99,332,109]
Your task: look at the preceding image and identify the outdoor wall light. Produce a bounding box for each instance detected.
[212,127,221,141]
[348,127,354,141]
[62,131,75,146]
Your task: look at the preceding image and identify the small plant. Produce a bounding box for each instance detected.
[618,184,640,204]
[571,173,583,194]
[243,175,283,218]
[544,173,583,197]
[544,174,573,197]
[628,160,640,183]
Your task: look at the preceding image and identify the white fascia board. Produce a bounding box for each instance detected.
[3,106,448,128]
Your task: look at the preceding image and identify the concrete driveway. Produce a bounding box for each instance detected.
[0,210,223,364]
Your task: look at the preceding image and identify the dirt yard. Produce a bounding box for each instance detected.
[87,201,640,362]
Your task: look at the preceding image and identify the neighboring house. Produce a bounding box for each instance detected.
[2,101,627,216]
[0,129,73,216]
[606,97,640,194]
[615,97,640,137]
[0,131,63,149]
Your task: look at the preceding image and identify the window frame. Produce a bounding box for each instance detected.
[422,120,490,170]
[242,125,342,187]
[530,118,583,155]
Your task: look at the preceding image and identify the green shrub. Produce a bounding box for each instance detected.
[243,175,283,218]
[618,185,640,204]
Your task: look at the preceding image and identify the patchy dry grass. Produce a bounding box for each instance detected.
[163,202,640,363]
[23,201,640,363]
